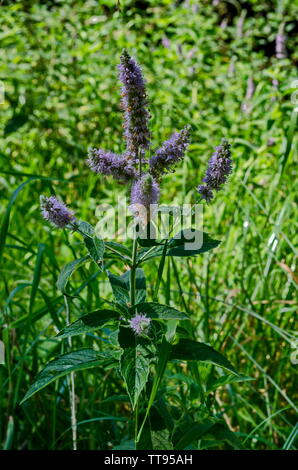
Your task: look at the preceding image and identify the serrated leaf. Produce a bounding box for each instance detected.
[151,430,173,450]
[167,230,220,257]
[137,221,163,247]
[105,241,132,260]
[137,231,220,261]
[20,349,119,404]
[75,220,95,237]
[84,235,105,265]
[108,268,146,305]
[56,256,89,295]
[108,271,130,305]
[120,344,150,409]
[74,220,104,266]
[171,339,238,375]
[135,302,189,320]
[57,309,120,339]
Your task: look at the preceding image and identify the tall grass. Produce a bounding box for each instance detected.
[0,0,297,450]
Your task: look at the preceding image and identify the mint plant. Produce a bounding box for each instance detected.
[21,51,246,450]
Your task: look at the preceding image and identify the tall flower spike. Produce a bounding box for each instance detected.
[118,50,151,157]
[149,126,190,177]
[87,148,136,182]
[40,195,75,228]
[130,173,160,225]
[198,139,232,201]
[276,24,287,59]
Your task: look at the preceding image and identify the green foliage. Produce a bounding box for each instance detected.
[0,0,297,451]
[171,339,238,375]
[134,302,189,320]
[20,348,120,404]
[57,309,120,338]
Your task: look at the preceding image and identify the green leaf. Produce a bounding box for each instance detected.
[151,430,174,450]
[137,222,163,247]
[167,230,220,257]
[137,231,220,261]
[56,256,89,295]
[206,374,253,393]
[171,339,238,375]
[204,423,243,449]
[108,271,130,305]
[105,241,132,261]
[84,234,105,266]
[20,349,119,404]
[120,344,151,409]
[135,302,189,320]
[118,326,136,349]
[5,113,28,134]
[174,418,219,450]
[108,268,146,305]
[74,220,104,266]
[57,309,120,339]
[137,245,164,263]
[75,220,95,237]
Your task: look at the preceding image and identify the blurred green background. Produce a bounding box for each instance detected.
[0,0,297,450]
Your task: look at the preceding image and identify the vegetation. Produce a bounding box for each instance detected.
[0,0,297,450]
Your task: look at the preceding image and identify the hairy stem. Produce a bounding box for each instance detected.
[130,237,138,311]
[64,295,77,450]
[152,240,168,302]
[130,236,139,446]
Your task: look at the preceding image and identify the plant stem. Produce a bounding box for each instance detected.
[136,337,171,442]
[64,295,77,450]
[152,240,168,302]
[130,236,139,446]
[130,237,138,311]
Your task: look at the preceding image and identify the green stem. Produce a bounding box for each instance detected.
[130,236,138,446]
[130,237,138,311]
[134,401,139,446]
[64,295,77,450]
[152,240,168,302]
[136,337,172,443]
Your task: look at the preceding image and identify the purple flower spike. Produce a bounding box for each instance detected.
[130,174,160,225]
[40,195,75,228]
[149,126,190,177]
[87,148,136,182]
[118,50,151,157]
[197,184,214,203]
[129,313,151,335]
[276,25,287,59]
[131,174,160,209]
[202,139,232,191]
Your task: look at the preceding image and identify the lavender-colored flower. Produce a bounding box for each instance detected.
[162,36,170,48]
[197,184,214,203]
[149,126,190,177]
[118,50,151,157]
[87,148,136,182]
[131,174,160,208]
[198,139,232,201]
[241,76,255,114]
[129,313,151,335]
[276,25,287,59]
[130,174,160,225]
[40,195,75,228]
